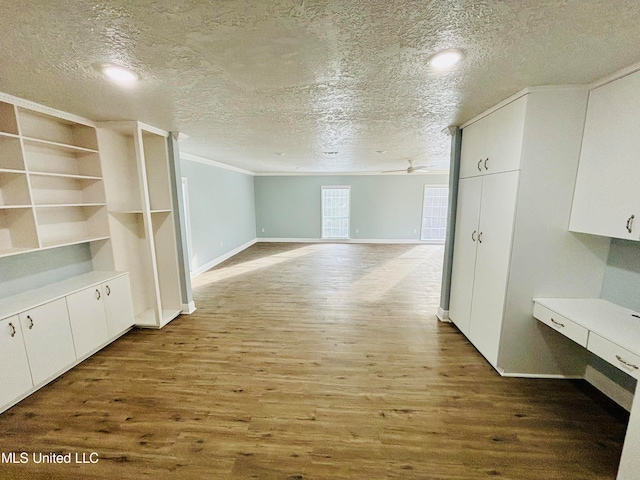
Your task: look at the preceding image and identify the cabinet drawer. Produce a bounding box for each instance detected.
[533,303,589,347]
[588,333,640,380]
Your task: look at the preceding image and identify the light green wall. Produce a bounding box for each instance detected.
[0,244,93,300]
[254,174,449,240]
[601,238,640,312]
[180,159,256,271]
[594,238,640,395]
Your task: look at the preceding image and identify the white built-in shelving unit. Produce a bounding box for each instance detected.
[0,92,188,414]
[97,121,183,329]
[0,101,110,257]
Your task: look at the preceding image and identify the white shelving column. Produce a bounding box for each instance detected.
[97,121,184,328]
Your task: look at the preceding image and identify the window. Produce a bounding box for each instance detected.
[321,186,350,239]
[421,185,449,243]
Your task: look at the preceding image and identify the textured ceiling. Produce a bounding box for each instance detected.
[0,1,639,173]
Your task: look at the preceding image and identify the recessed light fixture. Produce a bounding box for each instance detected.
[322,151,339,155]
[101,63,140,85]
[428,49,464,70]
[376,150,387,154]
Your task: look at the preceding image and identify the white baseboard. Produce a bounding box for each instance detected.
[181,301,197,314]
[584,364,634,412]
[437,307,451,322]
[191,239,257,278]
[496,366,633,411]
[497,370,583,379]
[256,237,431,244]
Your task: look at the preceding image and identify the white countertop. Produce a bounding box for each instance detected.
[534,297,640,357]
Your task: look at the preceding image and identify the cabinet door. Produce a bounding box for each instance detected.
[20,298,76,385]
[468,171,520,365]
[569,70,640,240]
[486,96,527,175]
[0,316,33,408]
[103,274,135,339]
[459,117,488,179]
[449,176,483,336]
[66,285,110,358]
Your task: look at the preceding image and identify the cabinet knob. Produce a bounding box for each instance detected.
[550,318,565,328]
[8,322,16,337]
[626,215,635,233]
[471,230,477,242]
[477,159,482,171]
[106,285,111,296]
[95,289,101,301]
[484,158,489,170]
[616,355,639,371]
[27,315,34,329]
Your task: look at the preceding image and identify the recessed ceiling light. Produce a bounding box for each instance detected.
[376,150,387,154]
[429,49,464,70]
[101,64,140,84]
[322,151,339,155]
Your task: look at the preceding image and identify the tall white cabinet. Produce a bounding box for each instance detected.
[449,87,610,376]
[97,122,183,328]
[569,69,640,240]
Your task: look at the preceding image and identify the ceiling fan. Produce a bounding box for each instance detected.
[382,159,429,174]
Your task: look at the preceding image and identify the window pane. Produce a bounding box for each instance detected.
[322,187,350,239]
[421,186,449,242]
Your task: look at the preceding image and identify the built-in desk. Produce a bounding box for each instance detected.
[533,298,639,480]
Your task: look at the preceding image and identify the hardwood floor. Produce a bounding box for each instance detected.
[0,243,628,479]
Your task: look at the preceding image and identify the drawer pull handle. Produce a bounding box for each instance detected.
[477,159,483,171]
[478,231,483,243]
[9,322,16,337]
[550,318,565,328]
[96,289,101,300]
[27,315,34,329]
[106,285,111,296]
[484,158,489,170]
[626,215,635,233]
[616,355,639,370]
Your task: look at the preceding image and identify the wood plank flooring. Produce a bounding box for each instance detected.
[0,243,628,479]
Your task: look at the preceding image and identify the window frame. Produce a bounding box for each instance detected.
[321,185,351,240]
[420,184,449,244]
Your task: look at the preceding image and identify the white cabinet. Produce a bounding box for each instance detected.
[102,274,135,339]
[569,70,640,240]
[467,172,519,365]
[449,88,610,375]
[449,177,482,336]
[20,298,76,386]
[449,172,519,364]
[459,96,527,179]
[66,285,109,359]
[0,316,33,407]
[0,271,134,413]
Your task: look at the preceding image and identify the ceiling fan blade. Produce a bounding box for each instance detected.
[413,165,429,170]
[381,169,407,173]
